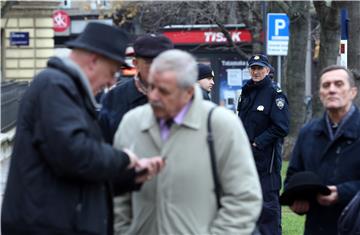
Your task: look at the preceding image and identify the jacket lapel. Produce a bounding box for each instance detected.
[319,108,360,160]
[139,85,206,151]
[140,105,163,151]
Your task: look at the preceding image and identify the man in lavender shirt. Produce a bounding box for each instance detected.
[113,49,262,235]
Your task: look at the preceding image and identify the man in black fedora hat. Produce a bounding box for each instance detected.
[1,22,165,235]
[98,33,174,144]
[284,65,360,235]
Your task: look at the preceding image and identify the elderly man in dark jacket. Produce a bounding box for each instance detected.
[98,34,174,144]
[284,65,360,235]
[1,22,164,235]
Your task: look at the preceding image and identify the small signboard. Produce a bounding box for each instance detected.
[10,32,29,46]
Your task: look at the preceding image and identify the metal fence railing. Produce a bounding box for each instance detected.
[1,80,29,133]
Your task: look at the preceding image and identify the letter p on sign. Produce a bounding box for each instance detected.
[275,19,286,36]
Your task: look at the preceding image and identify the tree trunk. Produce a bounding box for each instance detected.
[283,1,310,160]
[347,1,360,106]
[312,1,341,117]
[238,2,264,54]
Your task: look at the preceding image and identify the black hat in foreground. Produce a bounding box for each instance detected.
[280,171,331,206]
[66,22,129,67]
[133,34,174,59]
[197,64,214,81]
[248,54,270,68]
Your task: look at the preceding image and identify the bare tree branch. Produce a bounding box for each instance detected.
[213,18,250,59]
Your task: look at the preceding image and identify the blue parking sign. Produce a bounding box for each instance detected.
[267,13,289,55]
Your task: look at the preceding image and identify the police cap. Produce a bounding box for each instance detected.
[248,54,270,68]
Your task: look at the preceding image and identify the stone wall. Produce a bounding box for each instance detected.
[3,17,54,80]
[1,1,59,81]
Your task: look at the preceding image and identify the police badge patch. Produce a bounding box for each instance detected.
[276,98,285,110]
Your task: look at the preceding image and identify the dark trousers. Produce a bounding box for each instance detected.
[257,189,282,235]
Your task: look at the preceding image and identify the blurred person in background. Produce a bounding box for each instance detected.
[197,63,215,101]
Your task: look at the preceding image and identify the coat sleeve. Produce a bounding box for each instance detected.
[34,78,130,182]
[98,89,115,144]
[337,181,360,203]
[284,127,306,189]
[254,92,290,149]
[209,108,263,234]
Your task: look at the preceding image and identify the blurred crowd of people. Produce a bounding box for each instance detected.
[1,22,359,235]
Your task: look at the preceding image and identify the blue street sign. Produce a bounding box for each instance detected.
[267,13,289,55]
[10,32,29,46]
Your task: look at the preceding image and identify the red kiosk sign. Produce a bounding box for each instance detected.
[53,10,70,32]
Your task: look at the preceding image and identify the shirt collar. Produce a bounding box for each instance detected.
[325,104,356,140]
[160,99,193,126]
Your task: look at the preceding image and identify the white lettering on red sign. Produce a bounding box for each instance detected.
[162,29,252,44]
[204,32,243,42]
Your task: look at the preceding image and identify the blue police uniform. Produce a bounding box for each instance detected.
[98,79,147,144]
[237,75,289,235]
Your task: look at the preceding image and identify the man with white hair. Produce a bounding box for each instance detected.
[113,49,262,235]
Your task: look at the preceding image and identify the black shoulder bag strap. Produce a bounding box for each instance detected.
[207,106,261,235]
[207,106,222,208]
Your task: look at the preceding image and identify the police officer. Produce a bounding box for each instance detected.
[237,54,290,235]
[98,34,174,144]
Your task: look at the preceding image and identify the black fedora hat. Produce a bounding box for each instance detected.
[66,22,129,67]
[280,171,331,206]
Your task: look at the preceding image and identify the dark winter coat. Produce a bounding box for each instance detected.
[98,79,147,144]
[285,106,360,235]
[201,88,211,101]
[1,57,138,235]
